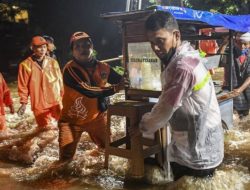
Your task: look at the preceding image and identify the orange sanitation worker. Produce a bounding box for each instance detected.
[17,36,64,129]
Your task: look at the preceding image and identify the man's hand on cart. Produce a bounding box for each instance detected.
[112,77,130,92]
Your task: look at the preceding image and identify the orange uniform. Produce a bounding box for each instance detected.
[199,28,218,55]
[18,55,63,127]
[58,59,122,160]
[0,73,13,131]
[199,40,219,55]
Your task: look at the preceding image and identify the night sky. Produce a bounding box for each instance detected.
[30,0,126,62]
[0,0,126,73]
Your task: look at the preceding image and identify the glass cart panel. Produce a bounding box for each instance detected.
[128,42,162,91]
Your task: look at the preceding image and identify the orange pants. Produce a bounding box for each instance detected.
[34,105,61,128]
[58,112,107,161]
[0,115,6,131]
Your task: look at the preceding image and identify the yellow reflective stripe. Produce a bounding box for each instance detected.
[45,72,56,83]
[193,72,211,91]
[21,62,31,73]
[43,58,60,82]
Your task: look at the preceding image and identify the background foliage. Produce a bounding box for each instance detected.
[184,0,250,14]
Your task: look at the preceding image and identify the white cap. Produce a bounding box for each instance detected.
[240,32,250,42]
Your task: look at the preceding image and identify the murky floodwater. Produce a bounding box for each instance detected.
[0,81,250,190]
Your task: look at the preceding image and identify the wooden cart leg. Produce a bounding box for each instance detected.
[130,117,144,177]
[131,136,144,177]
[104,111,112,169]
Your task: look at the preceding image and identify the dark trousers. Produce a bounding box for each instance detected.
[237,110,249,118]
[170,162,216,181]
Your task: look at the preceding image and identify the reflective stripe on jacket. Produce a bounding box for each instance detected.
[140,41,223,170]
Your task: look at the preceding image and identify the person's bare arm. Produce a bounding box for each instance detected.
[217,36,229,54]
[233,77,250,96]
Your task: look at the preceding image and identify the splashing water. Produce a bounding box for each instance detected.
[0,82,250,189]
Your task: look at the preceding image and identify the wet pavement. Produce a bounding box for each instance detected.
[0,81,250,190]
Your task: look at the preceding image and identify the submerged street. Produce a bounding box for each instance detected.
[0,82,249,190]
[0,1,250,189]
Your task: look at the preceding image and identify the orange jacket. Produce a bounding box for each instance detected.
[0,73,13,115]
[18,55,64,113]
[199,40,218,55]
[60,60,122,125]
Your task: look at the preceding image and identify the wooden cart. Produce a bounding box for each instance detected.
[101,6,238,177]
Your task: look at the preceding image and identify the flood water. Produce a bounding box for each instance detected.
[0,81,250,190]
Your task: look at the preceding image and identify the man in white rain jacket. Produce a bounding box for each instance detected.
[134,11,224,181]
